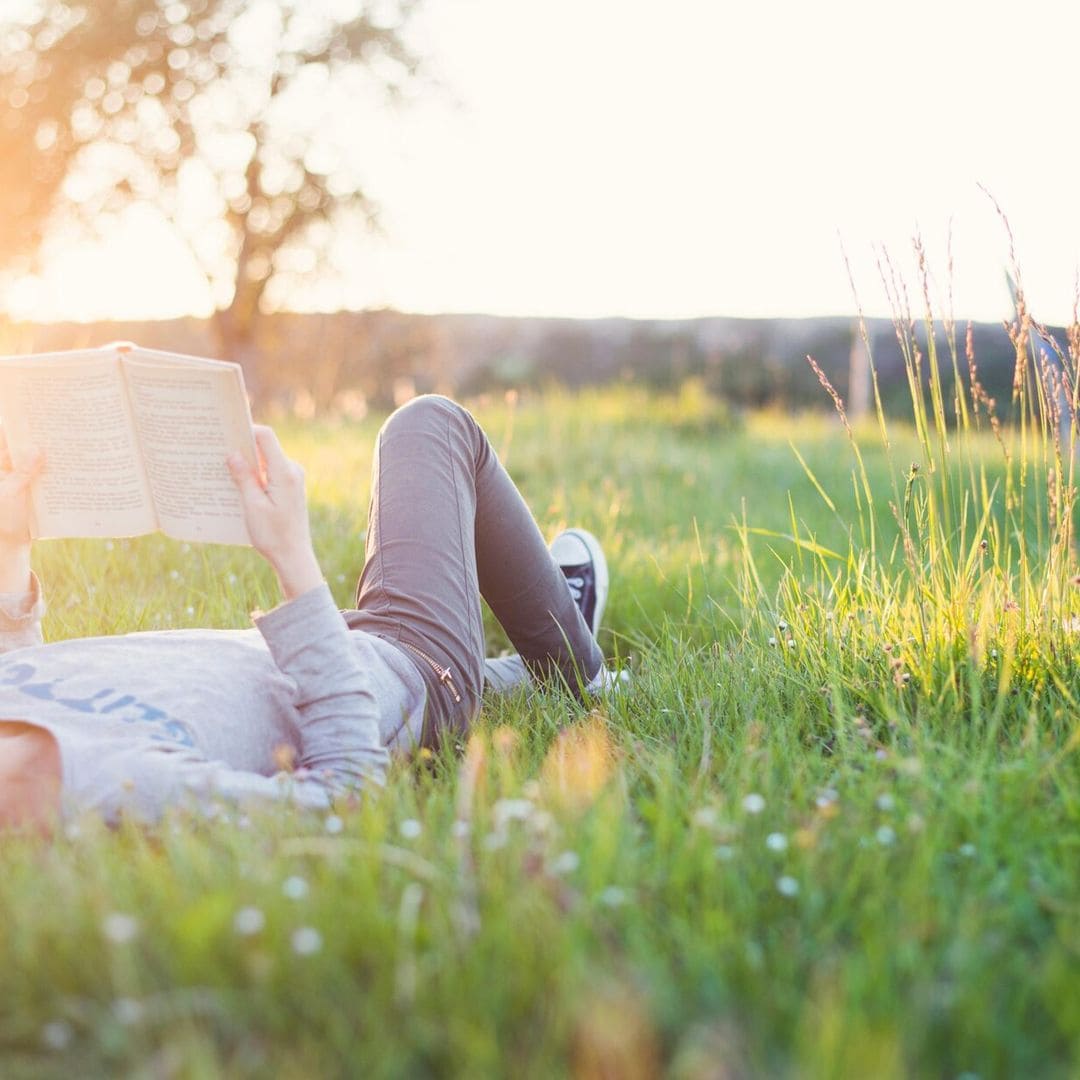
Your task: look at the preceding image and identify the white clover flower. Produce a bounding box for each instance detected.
[876,826,897,846]
[291,927,323,956]
[324,814,344,835]
[550,851,580,875]
[233,907,266,936]
[599,886,628,907]
[876,793,895,812]
[768,636,778,647]
[41,1020,74,1051]
[493,798,534,828]
[742,793,766,814]
[112,998,145,1026]
[282,876,310,901]
[185,606,195,617]
[451,819,471,839]
[959,843,977,858]
[692,806,719,828]
[776,876,800,897]
[715,844,736,861]
[399,818,422,840]
[168,569,181,582]
[766,832,788,852]
[102,913,140,945]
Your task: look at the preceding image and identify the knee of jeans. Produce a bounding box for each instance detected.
[381,394,477,443]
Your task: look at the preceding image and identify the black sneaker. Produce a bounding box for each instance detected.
[550,528,608,638]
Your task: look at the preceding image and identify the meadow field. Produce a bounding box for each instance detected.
[2,352,1079,1075]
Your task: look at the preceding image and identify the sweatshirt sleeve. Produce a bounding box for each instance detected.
[0,573,45,653]
[57,582,393,825]
[252,581,389,795]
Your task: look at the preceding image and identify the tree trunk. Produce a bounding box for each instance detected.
[213,306,265,413]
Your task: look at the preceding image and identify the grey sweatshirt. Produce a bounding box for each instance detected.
[0,575,427,822]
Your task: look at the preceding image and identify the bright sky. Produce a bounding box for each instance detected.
[9,0,1080,324]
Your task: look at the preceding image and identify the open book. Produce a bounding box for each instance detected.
[0,342,258,545]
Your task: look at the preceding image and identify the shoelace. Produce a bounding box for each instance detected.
[564,574,585,602]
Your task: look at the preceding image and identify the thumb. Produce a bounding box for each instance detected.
[2,440,43,477]
[226,452,265,501]
[13,448,44,478]
[1,450,43,493]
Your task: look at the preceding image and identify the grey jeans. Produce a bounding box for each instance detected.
[341,396,603,746]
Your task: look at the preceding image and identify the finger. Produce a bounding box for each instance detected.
[252,426,291,481]
[255,443,269,490]
[226,452,267,503]
[0,430,44,477]
[12,447,44,478]
[0,471,31,497]
[0,457,40,496]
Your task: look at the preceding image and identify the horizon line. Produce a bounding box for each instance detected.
[0,306,1033,329]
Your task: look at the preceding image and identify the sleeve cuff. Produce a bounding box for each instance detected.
[0,571,45,628]
[252,581,348,684]
[252,580,333,636]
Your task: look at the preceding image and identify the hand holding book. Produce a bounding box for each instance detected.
[0,428,43,593]
[227,426,324,600]
[0,427,43,550]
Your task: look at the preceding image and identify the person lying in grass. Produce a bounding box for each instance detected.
[0,395,617,833]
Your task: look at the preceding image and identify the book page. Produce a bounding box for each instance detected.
[0,355,156,539]
[122,357,256,546]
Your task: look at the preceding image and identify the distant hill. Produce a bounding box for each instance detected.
[0,309,1062,417]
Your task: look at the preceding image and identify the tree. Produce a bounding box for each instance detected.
[0,4,117,274]
[0,0,422,400]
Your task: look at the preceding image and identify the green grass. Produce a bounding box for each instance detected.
[2,366,1079,1077]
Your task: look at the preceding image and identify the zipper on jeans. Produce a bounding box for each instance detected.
[400,641,463,703]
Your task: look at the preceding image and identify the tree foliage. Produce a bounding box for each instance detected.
[0,0,422,391]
